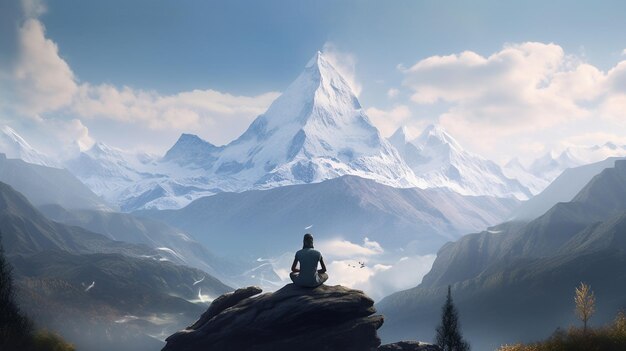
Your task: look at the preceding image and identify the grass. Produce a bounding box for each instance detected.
[498,312,626,351]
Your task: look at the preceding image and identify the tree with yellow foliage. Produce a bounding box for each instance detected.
[574,282,595,333]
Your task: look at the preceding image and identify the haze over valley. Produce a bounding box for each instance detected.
[2,1,626,350]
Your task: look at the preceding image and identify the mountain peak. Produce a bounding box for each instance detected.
[389,126,412,145]
[231,50,366,146]
[0,125,56,167]
[505,157,526,170]
[174,133,215,147]
[88,141,119,156]
[416,124,463,151]
[162,133,219,168]
[305,50,325,68]
[210,51,416,188]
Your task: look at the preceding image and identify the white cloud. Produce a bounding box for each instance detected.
[317,237,384,258]
[72,84,279,145]
[255,241,435,301]
[21,0,46,18]
[1,12,280,152]
[393,42,626,160]
[354,254,436,301]
[404,42,586,133]
[13,18,77,115]
[622,49,626,56]
[325,259,377,287]
[387,88,400,99]
[322,42,362,96]
[47,118,94,153]
[366,105,412,137]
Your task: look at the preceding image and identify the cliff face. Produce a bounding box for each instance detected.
[162,284,385,351]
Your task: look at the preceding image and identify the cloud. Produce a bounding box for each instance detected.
[12,18,77,115]
[387,88,399,99]
[317,237,384,258]
[72,84,279,144]
[21,0,46,18]
[366,105,412,136]
[322,42,362,96]
[0,5,280,152]
[256,240,434,301]
[404,42,587,133]
[391,42,626,160]
[354,254,436,301]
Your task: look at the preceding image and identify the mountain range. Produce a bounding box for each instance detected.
[15,51,556,211]
[377,159,626,350]
[0,180,231,351]
[526,142,626,183]
[135,175,520,259]
[389,125,532,199]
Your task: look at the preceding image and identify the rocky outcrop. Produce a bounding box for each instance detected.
[163,284,384,351]
[379,341,442,351]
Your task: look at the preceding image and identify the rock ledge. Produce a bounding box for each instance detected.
[163,284,384,351]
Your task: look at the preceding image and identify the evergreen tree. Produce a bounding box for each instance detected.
[435,285,470,351]
[0,233,33,349]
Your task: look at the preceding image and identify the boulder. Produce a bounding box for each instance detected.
[163,284,384,351]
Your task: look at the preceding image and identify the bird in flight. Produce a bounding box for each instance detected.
[84,281,95,292]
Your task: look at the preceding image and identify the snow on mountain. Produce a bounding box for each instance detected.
[528,142,626,183]
[0,126,58,167]
[63,52,430,211]
[208,51,421,189]
[502,158,549,195]
[389,124,533,200]
[162,133,221,170]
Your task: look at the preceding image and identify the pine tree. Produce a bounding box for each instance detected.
[0,233,33,349]
[435,285,470,351]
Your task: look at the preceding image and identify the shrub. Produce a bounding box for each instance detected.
[496,313,626,351]
[31,330,76,351]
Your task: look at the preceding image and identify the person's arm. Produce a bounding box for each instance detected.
[318,256,327,274]
[291,257,300,272]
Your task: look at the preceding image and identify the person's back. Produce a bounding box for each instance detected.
[290,234,328,288]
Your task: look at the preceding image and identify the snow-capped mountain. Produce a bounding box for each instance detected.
[0,126,57,167]
[65,141,224,211]
[162,133,221,170]
[207,51,420,189]
[528,142,626,182]
[70,51,425,210]
[502,158,549,195]
[389,124,533,200]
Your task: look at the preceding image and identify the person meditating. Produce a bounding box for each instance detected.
[290,233,328,288]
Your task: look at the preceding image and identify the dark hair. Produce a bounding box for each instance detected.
[303,233,314,249]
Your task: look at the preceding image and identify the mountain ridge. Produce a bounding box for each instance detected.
[377,159,626,350]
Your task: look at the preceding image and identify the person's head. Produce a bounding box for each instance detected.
[303,233,314,249]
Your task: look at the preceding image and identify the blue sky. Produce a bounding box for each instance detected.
[1,0,626,162]
[37,0,626,98]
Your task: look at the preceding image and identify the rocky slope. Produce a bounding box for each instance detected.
[163,284,442,351]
